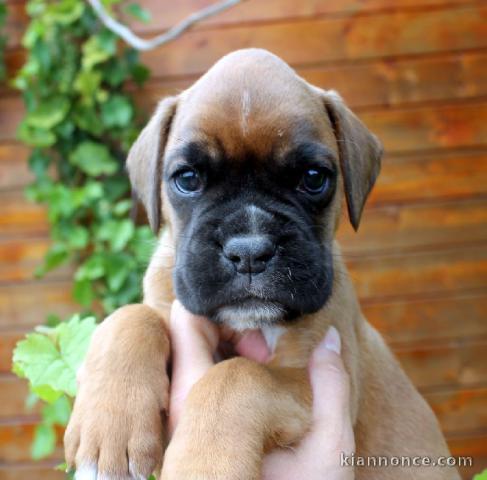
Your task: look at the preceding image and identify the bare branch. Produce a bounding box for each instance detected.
[86,0,242,51]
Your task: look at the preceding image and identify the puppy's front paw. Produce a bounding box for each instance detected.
[65,384,165,479]
[64,305,170,479]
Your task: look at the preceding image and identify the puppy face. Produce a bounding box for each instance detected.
[128,49,382,330]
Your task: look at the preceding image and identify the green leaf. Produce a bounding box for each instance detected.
[74,70,102,101]
[474,470,487,480]
[98,219,135,251]
[35,243,69,277]
[113,199,132,216]
[131,63,150,85]
[31,424,56,460]
[101,94,133,128]
[105,252,133,291]
[82,31,117,70]
[124,3,151,23]
[12,315,96,400]
[46,0,85,25]
[17,121,56,148]
[73,278,95,306]
[69,141,118,176]
[42,395,71,426]
[64,224,90,249]
[25,96,69,129]
[46,314,61,327]
[75,254,105,281]
[103,175,130,201]
[131,226,155,263]
[22,18,46,49]
[28,150,52,178]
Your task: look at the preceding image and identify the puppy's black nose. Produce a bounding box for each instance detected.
[223,235,275,274]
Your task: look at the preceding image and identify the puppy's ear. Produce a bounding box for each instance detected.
[323,91,382,230]
[127,96,178,233]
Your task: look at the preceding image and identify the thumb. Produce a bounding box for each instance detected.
[299,326,355,460]
[168,300,219,432]
[309,326,351,423]
[262,327,355,480]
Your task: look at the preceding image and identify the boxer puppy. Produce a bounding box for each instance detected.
[65,49,460,480]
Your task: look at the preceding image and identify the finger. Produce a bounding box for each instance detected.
[169,300,219,431]
[309,326,351,425]
[299,326,355,460]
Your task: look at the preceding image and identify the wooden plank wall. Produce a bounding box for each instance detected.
[1,0,487,478]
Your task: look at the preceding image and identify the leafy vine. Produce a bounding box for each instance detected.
[11,0,154,464]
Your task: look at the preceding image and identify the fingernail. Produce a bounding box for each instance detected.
[316,325,341,355]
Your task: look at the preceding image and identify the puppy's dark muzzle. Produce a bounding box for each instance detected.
[223,235,276,274]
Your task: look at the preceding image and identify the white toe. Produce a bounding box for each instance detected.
[75,464,98,480]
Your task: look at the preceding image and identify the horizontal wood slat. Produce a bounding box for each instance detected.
[364,291,487,344]
[339,198,487,254]
[0,143,32,190]
[427,387,487,435]
[4,48,487,139]
[448,433,487,478]
[0,331,23,374]
[0,237,73,284]
[397,339,487,390]
[134,0,481,30]
[138,4,487,78]
[0,377,38,418]
[0,465,63,480]
[5,0,478,49]
[0,191,48,236]
[0,422,63,463]
[132,49,487,110]
[361,102,487,154]
[0,282,76,328]
[5,4,487,80]
[368,151,487,206]
[0,96,23,143]
[349,245,487,300]
[0,238,48,284]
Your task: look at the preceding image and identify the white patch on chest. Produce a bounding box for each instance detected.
[261,325,286,354]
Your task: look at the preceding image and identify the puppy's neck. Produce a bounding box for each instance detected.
[143,227,176,322]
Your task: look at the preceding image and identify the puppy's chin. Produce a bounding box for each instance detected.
[212,299,287,331]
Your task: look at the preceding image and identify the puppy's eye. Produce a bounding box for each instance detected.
[298,168,330,194]
[174,169,202,194]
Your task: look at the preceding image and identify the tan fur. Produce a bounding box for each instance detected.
[65,49,460,480]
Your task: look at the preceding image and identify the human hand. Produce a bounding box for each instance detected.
[261,325,355,480]
[167,300,355,479]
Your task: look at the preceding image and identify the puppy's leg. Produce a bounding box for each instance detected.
[162,357,311,480]
[64,304,170,480]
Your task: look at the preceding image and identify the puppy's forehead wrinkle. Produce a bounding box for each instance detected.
[241,89,252,136]
[175,51,326,160]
